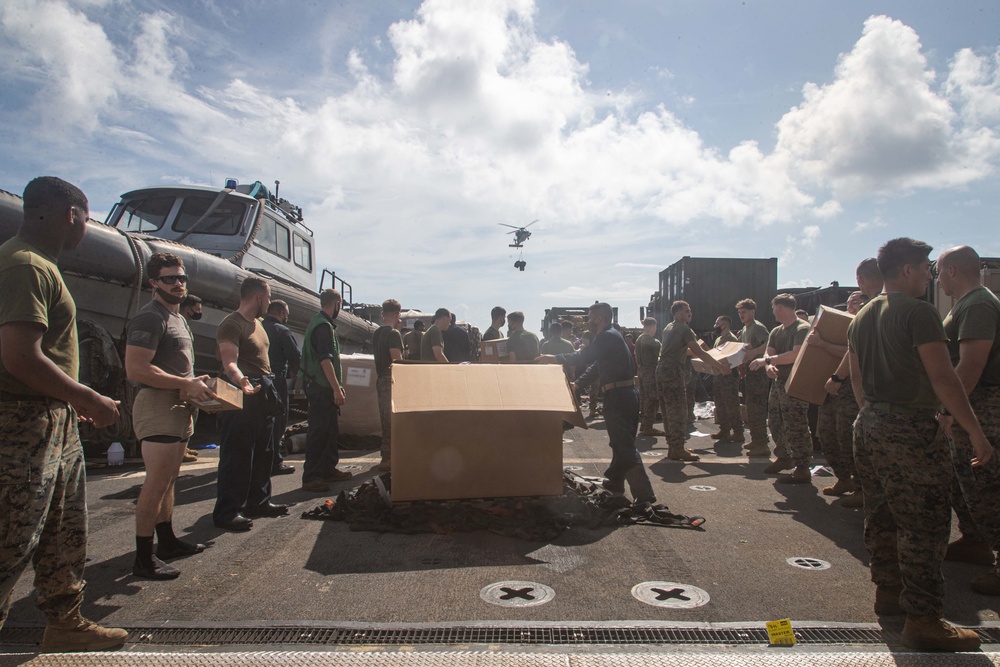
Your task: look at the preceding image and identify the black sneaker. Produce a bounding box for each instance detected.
[133,555,180,580]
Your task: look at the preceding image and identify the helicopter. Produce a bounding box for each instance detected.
[499,219,538,248]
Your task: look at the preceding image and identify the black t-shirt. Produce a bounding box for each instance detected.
[372,325,404,377]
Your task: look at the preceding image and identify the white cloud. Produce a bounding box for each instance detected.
[852,216,888,233]
[779,225,821,267]
[775,15,1000,197]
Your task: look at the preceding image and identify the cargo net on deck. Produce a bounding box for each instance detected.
[302,471,705,541]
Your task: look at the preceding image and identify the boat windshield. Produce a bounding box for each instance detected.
[115,195,174,233]
[172,195,250,236]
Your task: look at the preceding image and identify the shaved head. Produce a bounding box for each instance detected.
[938,246,981,280]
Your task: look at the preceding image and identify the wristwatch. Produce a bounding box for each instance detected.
[764,356,772,365]
[830,373,843,383]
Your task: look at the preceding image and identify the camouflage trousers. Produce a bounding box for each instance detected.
[376,375,392,460]
[949,385,1000,550]
[656,363,687,449]
[817,387,859,481]
[744,368,769,443]
[854,406,951,617]
[685,364,697,423]
[767,382,810,464]
[637,366,659,428]
[0,400,88,628]
[714,372,743,433]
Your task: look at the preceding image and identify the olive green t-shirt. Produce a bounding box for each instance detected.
[713,330,738,348]
[0,237,80,394]
[740,319,769,350]
[848,293,948,409]
[482,326,502,342]
[540,336,575,355]
[634,332,660,369]
[508,329,540,361]
[767,319,810,383]
[217,311,271,376]
[403,330,423,359]
[658,320,696,368]
[943,286,1000,387]
[421,325,445,361]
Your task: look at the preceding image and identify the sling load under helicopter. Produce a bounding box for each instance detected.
[499,219,537,271]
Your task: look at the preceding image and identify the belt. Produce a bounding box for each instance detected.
[602,379,635,391]
[0,391,49,403]
[868,401,937,419]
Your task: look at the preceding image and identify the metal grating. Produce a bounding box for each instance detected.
[2,624,998,648]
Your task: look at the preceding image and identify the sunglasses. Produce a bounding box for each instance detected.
[156,274,189,285]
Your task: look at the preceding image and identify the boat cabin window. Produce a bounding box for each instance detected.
[293,234,312,271]
[254,214,291,260]
[117,195,175,233]
[172,195,248,235]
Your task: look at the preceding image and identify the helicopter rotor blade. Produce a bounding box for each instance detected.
[498,223,521,229]
[523,219,539,228]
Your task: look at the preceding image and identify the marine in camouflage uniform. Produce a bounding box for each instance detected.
[849,240,992,647]
[937,246,1000,590]
[634,319,661,433]
[737,302,771,452]
[758,303,811,475]
[710,316,743,441]
[0,177,125,651]
[817,387,859,484]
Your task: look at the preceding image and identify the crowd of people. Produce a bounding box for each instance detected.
[1,177,998,654]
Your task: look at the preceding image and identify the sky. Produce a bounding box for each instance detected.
[1,0,997,333]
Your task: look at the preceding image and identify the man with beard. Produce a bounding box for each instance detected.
[126,253,215,578]
[213,277,290,530]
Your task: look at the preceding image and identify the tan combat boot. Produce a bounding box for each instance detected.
[822,477,856,496]
[745,442,771,457]
[668,446,700,462]
[945,536,996,566]
[762,457,794,474]
[776,465,812,484]
[900,615,980,652]
[41,614,128,653]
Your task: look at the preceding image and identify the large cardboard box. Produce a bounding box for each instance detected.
[180,377,242,412]
[391,364,586,501]
[479,338,510,363]
[339,354,381,436]
[691,341,746,376]
[785,305,855,405]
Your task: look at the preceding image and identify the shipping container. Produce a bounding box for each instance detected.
[648,257,778,337]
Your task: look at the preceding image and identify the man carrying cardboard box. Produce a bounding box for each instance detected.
[748,294,811,482]
[372,299,404,472]
[818,258,884,507]
[656,301,729,462]
[937,245,1000,594]
[708,315,744,444]
[538,302,657,504]
[737,298,771,457]
[125,253,215,579]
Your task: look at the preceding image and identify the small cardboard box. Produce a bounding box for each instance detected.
[339,354,381,436]
[479,338,510,363]
[391,364,586,501]
[181,377,242,412]
[691,341,746,376]
[785,305,855,405]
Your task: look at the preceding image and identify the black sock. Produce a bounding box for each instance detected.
[136,535,154,563]
[155,520,179,546]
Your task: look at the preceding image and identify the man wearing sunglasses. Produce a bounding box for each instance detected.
[125,254,216,579]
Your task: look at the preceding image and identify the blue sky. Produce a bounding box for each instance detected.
[1,0,997,332]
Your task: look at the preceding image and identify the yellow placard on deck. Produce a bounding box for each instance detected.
[766,618,796,646]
